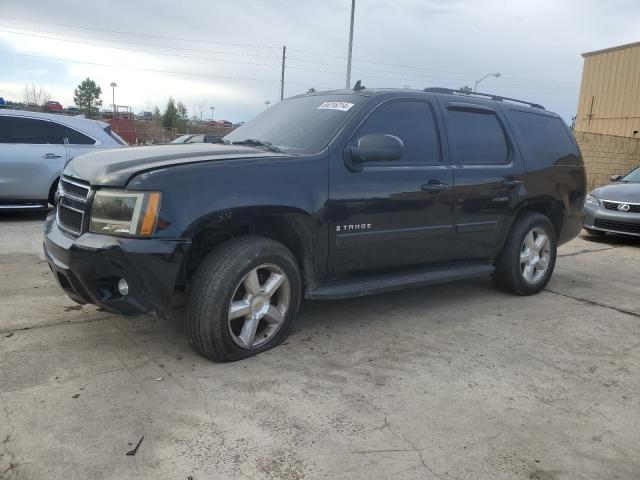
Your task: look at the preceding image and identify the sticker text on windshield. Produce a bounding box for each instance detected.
[317,102,355,112]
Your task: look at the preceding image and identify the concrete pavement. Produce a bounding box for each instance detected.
[1,211,639,479]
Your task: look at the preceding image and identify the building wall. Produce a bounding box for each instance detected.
[574,131,640,190]
[575,43,640,138]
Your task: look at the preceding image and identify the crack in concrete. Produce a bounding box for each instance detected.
[0,395,18,479]
[557,246,621,258]
[544,289,640,319]
[0,315,112,335]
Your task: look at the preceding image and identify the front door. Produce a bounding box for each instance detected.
[0,116,67,202]
[328,98,453,275]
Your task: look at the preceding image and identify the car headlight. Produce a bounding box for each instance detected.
[585,193,601,208]
[89,190,162,237]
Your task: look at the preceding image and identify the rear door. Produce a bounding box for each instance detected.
[438,100,526,261]
[0,115,67,202]
[328,97,453,275]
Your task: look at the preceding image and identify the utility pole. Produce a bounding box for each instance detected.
[280,46,286,101]
[110,82,117,116]
[345,0,356,89]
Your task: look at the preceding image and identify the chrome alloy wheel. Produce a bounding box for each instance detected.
[227,264,290,349]
[520,227,551,284]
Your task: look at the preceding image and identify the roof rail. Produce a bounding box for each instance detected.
[423,87,545,110]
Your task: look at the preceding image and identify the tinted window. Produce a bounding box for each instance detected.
[224,94,367,154]
[0,116,51,144]
[50,123,95,145]
[447,108,509,165]
[508,110,576,167]
[355,100,440,163]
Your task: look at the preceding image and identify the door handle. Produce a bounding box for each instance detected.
[42,153,62,159]
[501,179,523,188]
[421,181,449,193]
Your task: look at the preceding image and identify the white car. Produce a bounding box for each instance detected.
[0,110,127,209]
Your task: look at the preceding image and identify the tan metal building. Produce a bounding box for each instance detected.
[575,41,640,137]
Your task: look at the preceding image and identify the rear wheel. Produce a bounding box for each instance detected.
[186,236,302,362]
[493,212,557,295]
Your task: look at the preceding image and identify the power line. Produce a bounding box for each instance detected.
[0,14,281,50]
[0,28,283,69]
[0,50,330,88]
[0,24,283,59]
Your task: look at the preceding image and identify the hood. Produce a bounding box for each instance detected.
[64,143,289,187]
[592,182,640,203]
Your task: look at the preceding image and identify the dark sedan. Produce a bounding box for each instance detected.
[583,166,640,237]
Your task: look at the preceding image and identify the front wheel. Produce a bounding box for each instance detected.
[186,236,302,362]
[493,212,557,295]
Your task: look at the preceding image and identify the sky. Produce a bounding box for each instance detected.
[1,0,639,123]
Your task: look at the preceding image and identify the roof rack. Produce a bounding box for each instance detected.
[423,87,545,110]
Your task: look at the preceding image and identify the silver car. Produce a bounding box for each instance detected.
[0,110,127,209]
[583,166,640,237]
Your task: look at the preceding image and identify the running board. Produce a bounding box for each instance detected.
[305,264,494,300]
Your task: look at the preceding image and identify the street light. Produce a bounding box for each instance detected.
[265,100,271,109]
[110,82,117,116]
[474,73,500,92]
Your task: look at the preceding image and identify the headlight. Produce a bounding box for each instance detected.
[585,193,601,207]
[89,190,162,237]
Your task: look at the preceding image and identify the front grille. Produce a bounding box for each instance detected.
[57,175,91,236]
[57,204,84,234]
[595,219,640,235]
[602,200,640,212]
[60,177,89,199]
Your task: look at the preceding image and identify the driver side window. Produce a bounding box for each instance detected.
[356,100,441,164]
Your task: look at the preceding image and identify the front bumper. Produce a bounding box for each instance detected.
[583,202,640,237]
[44,210,191,318]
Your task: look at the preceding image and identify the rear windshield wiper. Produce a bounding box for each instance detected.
[231,139,281,153]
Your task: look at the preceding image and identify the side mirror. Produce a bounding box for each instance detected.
[610,174,623,182]
[346,134,403,171]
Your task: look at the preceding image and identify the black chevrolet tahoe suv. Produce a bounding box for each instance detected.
[45,87,586,362]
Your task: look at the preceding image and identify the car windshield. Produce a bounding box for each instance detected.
[224,94,367,154]
[621,167,640,182]
[171,134,193,144]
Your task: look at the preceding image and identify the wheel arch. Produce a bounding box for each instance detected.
[181,206,322,289]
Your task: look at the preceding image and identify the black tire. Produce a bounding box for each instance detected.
[584,228,606,237]
[48,178,59,206]
[493,212,557,295]
[186,236,302,362]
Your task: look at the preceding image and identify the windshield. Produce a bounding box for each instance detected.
[224,94,367,154]
[621,166,640,183]
[171,134,193,144]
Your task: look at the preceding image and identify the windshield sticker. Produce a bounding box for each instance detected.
[317,101,355,112]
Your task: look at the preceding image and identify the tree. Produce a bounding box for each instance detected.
[162,97,179,129]
[177,101,188,120]
[196,100,207,123]
[152,106,161,122]
[73,78,102,117]
[23,83,52,107]
[459,85,473,95]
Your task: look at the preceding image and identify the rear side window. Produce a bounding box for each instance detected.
[447,109,509,165]
[50,123,95,145]
[0,116,51,144]
[507,110,577,167]
[355,100,441,164]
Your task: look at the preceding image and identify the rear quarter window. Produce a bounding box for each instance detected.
[507,110,578,168]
